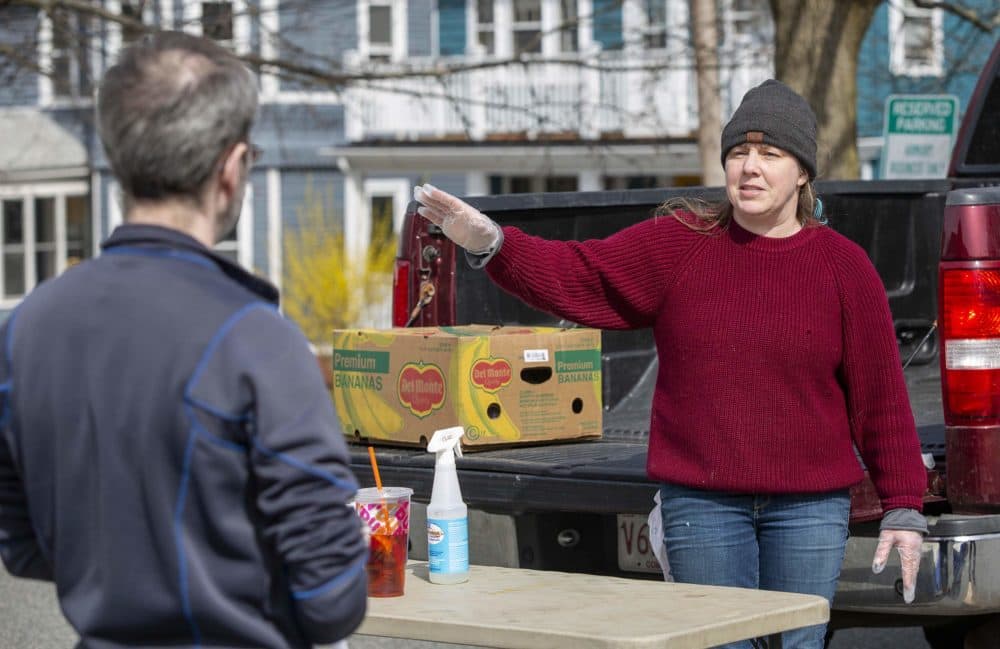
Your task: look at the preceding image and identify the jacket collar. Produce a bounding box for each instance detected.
[101,224,280,305]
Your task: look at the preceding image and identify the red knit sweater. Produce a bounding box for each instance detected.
[486,214,926,512]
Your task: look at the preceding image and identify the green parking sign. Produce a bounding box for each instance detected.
[881,95,959,179]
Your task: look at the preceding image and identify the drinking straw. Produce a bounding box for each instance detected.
[368,446,384,491]
[367,446,394,537]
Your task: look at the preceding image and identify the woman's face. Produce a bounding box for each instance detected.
[724,143,807,231]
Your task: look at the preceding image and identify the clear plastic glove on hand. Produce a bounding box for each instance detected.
[413,184,501,254]
[872,529,923,603]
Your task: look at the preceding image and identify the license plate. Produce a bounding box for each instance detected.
[616,513,662,574]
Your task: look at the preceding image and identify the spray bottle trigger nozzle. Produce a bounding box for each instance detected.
[427,426,465,455]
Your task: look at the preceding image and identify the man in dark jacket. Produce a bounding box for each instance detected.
[0,31,367,648]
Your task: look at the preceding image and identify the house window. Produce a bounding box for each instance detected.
[642,0,667,49]
[513,0,542,54]
[359,0,406,62]
[201,2,234,44]
[120,1,152,44]
[0,187,91,304]
[370,195,394,243]
[559,0,578,52]
[212,186,254,268]
[34,197,58,284]
[65,195,91,267]
[470,0,580,57]
[725,0,770,47]
[179,1,249,54]
[890,0,942,77]
[363,180,408,236]
[105,1,160,67]
[42,9,93,102]
[476,0,495,55]
[368,2,393,61]
[213,226,240,263]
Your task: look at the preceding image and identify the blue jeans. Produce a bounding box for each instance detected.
[658,484,850,649]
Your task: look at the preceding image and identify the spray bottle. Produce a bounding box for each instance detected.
[426,426,469,584]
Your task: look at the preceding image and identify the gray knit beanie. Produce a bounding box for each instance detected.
[720,79,818,179]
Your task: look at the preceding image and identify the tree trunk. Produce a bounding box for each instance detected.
[689,0,724,187]
[769,0,879,180]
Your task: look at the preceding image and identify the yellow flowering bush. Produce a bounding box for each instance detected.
[282,182,397,344]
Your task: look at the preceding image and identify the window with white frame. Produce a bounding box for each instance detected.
[179,0,248,54]
[119,0,154,44]
[513,0,543,54]
[469,0,581,57]
[104,1,162,67]
[558,0,578,52]
[370,195,394,243]
[0,185,91,304]
[201,1,235,45]
[642,0,667,49]
[39,9,94,103]
[724,0,771,49]
[890,0,942,76]
[213,187,255,268]
[476,0,496,55]
[359,0,406,62]
[368,2,393,61]
[363,179,408,239]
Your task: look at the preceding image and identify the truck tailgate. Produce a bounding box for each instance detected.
[349,355,946,515]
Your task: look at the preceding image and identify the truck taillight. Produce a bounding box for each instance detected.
[941,188,1000,513]
[941,269,1000,425]
[392,259,411,327]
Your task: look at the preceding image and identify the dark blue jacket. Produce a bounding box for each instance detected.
[0,225,367,648]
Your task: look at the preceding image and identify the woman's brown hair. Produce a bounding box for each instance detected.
[657,181,823,233]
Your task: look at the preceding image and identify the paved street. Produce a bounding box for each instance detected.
[2,569,932,649]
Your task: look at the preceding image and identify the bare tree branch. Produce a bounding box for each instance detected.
[11,0,146,29]
[0,0,771,147]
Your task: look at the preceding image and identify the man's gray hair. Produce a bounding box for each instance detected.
[97,30,258,203]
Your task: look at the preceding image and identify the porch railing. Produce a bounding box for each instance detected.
[342,50,770,142]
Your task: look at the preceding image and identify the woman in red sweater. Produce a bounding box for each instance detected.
[413,79,926,649]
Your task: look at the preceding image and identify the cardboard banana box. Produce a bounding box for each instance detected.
[331,325,602,449]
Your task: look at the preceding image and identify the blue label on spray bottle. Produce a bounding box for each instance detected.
[427,517,469,574]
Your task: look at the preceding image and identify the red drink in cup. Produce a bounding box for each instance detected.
[367,532,408,596]
[354,486,412,597]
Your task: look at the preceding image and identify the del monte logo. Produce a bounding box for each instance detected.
[471,358,512,392]
[397,362,446,418]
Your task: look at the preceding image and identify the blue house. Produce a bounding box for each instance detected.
[0,0,994,323]
[856,0,997,179]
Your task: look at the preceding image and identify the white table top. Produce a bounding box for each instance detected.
[357,561,829,649]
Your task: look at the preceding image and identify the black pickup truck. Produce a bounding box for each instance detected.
[348,41,1000,645]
